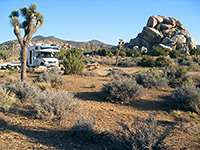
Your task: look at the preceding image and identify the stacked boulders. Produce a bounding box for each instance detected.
[126,15,196,54]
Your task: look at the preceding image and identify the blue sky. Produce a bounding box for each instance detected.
[0,0,199,45]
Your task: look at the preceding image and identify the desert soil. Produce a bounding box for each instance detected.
[0,65,199,150]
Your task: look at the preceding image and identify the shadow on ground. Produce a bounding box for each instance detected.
[0,118,124,150]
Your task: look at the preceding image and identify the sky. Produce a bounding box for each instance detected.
[0,0,199,45]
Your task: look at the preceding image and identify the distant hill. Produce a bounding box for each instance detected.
[0,35,114,51]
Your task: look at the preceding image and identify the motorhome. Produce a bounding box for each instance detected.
[27,43,60,67]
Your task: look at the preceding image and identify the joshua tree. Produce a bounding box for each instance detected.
[115,39,124,66]
[9,3,44,81]
[90,43,95,57]
[2,45,9,51]
[85,43,90,53]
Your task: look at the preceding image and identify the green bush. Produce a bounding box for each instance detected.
[138,56,155,67]
[0,50,11,60]
[135,70,168,88]
[167,85,200,113]
[63,49,85,75]
[90,83,96,88]
[155,56,169,67]
[189,48,200,56]
[150,46,170,56]
[98,48,112,56]
[34,90,80,120]
[102,77,143,103]
[126,48,141,57]
[169,50,181,58]
[34,67,65,87]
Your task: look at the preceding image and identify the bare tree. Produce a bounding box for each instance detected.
[115,39,124,66]
[9,3,44,81]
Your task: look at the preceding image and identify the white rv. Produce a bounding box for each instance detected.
[27,44,60,67]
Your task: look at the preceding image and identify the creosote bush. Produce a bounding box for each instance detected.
[103,77,143,103]
[167,85,200,113]
[135,70,168,88]
[150,46,170,56]
[34,67,65,87]
[34,90,81,120]
[63,48,85,75]
[138,56,155,67]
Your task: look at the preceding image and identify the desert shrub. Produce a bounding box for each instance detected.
[2,76,19,87]
[98,48,112,56]
[8,81,41,103]
[167,85,200,113]
[138,56,155,67]
[118,57,139,67]
[114,115,170,150]
[169,50,181,58]
[102,77,143,103]
[90,83,96,88]
[34,90,80,120]
[126,48,141,57]
[187,62,200,72]
[155,56,169,67]
[35,82,51,91]
[192,56,200,64]
[63,48,85,75]
[189,48,200,56]
[150,46,170,56]
[82,70,97,76]
[178,55,192,66]
[0,86,19,112]
[0,50,11,60]
[34,67,65,87]
[174,67,187,79]
[135,70,168,88]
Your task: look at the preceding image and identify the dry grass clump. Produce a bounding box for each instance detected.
[0,85,19,112]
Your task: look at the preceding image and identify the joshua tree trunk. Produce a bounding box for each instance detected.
[115,48,120,66]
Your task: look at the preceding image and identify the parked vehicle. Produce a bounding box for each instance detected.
[27,43,60,67]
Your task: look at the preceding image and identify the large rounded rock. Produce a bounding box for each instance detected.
[169,17,176,27]
[160,23,173,30]
[147,16,158,28]
[139,27,163,44]
[153,15,163,23]
[158,44,172,51]
[187,37,196,49]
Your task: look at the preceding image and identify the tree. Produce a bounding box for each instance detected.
[9,3,44,81]
[90,43,95,57]
[85,43,90,53]
[11,41,17,57]
[115,39,124,66]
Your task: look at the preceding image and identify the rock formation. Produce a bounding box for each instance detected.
[126,15,197,54]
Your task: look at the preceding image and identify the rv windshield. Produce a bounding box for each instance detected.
[40,46,59,50]
[41,52,55,58]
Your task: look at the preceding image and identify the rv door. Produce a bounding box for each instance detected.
[29,50,33,65]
